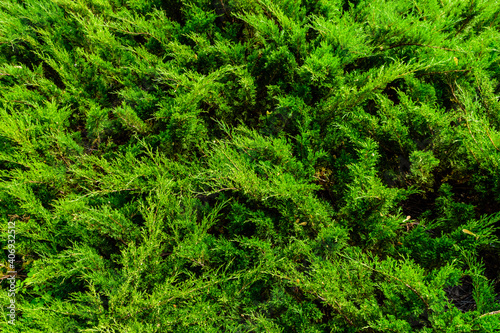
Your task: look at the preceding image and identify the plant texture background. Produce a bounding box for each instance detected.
[1,0,500,331]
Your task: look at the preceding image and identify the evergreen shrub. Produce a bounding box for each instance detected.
[1,0,500,331]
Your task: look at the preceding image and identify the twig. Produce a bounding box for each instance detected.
[318,294,355,326]
[264,271,355,326]
[480,310,500,317]
[484,127,499,151]
[340,254,430,311]
[449,80,484,153]
[385,43,461,52]
[417,68,470,76]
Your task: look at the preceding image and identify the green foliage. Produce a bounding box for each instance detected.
[408,150,440,190]
[1,0,500,331]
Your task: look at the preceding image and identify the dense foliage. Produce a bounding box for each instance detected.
[1,0,500,331]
